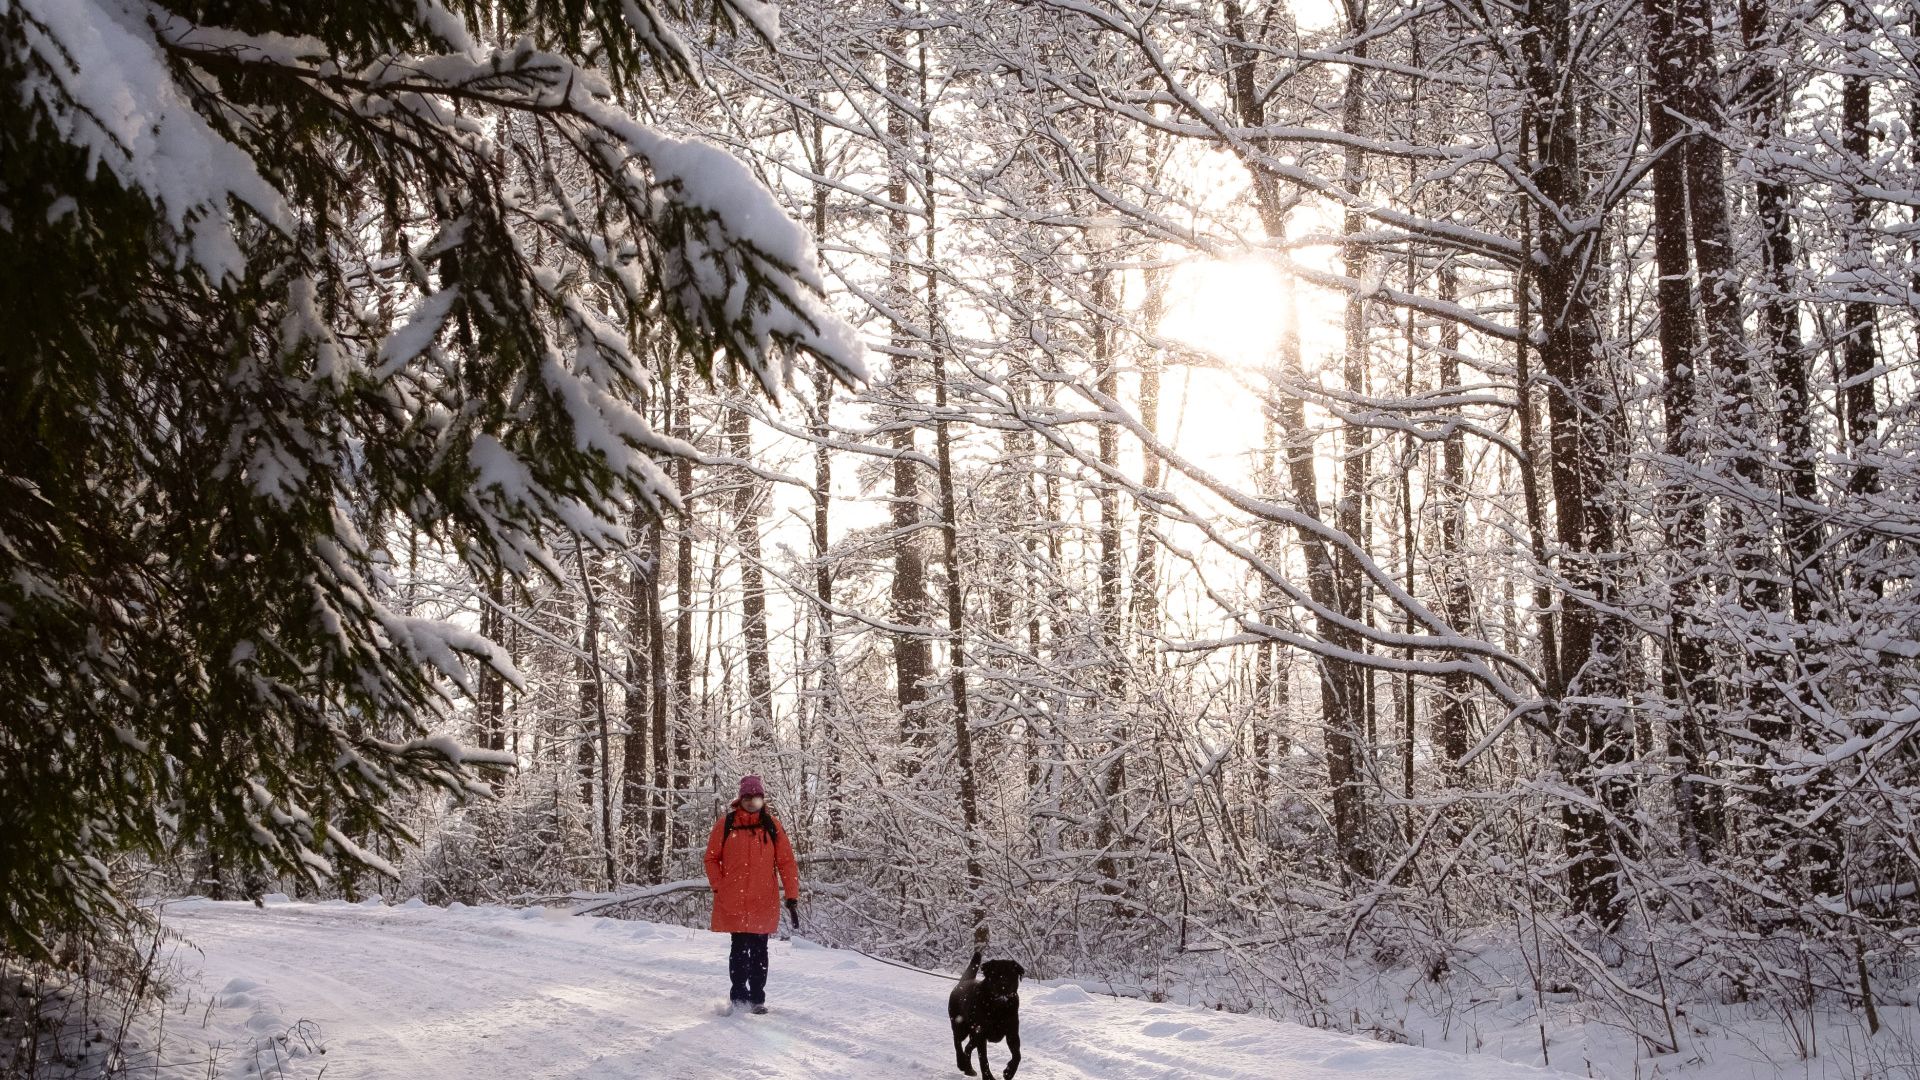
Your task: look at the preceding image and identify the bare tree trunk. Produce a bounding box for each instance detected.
[1643,0,1717,861]
[911,21,985,940]
[1434,266,1474,781]
[479,568,507,791]
[576,542,616,889]
[727,399,774,753]
[1223,0,1373,885]
[1740,1,1817,628]
[1252,407,1281,777]
[1738,0,1830,889]
[1679,0,1772,859]
[931,246,986,946]
[624,512,655,877]
[1829,8,1882,909]
[1089,131,1128,895]
[1841,0,1881,508]
[577,565,598,813]
[646,519,668,877]
[1011,364,1048,837]
[886,23,935,757]
[1521,0,1632,928]
[1397,256,1416,810]
[804,112,845,842]
[1128,274,1165,655]
[1336,4,1377,849]
[664,368,695,879]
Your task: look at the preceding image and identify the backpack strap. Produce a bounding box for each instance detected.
[721,808,779,844]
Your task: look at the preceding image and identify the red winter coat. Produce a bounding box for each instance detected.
[704,803,800,934]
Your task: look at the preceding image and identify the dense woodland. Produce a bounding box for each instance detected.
[7,0,1920,1063]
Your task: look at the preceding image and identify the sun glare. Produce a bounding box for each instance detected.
[1158,258,1293,366]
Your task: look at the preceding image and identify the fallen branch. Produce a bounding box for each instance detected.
[569,879,708,916]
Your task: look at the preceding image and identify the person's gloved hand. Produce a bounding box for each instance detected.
[785,898,800,930]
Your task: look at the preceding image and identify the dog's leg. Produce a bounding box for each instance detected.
[952,1020,975,1075]
[975,1033,996,1080]
[1003,1028,1020,1080]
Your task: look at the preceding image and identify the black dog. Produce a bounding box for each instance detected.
[948,950,1024,1079]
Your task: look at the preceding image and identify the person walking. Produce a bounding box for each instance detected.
[703,774,801,1014]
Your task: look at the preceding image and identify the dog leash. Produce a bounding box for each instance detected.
[802,922,954,981]
[812,927,1120,998]
[806,908,1082,993]
[826,941,953,980]
[817,937,1137,1004]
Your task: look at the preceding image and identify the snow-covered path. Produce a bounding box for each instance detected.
[162,899,1570,1079]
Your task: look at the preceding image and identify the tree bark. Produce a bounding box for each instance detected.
[478,568,507,793]
[912,21,985,940]
[623,512,655,876]
[804,111,845,843]
[1521,0,1632,929]
[1434,266,1474,782]
[1841,0,1881,506]
[931,253,986,946]
[1336,1,1377,830]
[1739,0,1818,630]
[886,22,935,752]
[727,399,774,753]
[665,367,696,879]
[1643,0,1718,862]
[1089,133,1129,895]
[646,518,668,879]
[576,542,616,889]
[1223,0,1373,885]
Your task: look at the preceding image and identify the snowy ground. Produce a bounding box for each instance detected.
[156,898,1577,1080]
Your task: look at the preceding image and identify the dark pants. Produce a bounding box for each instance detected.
[728,932,769,1004]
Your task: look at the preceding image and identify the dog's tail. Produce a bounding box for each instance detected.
[959,950,982,983]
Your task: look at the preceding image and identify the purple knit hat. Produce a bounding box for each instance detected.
[737,774,766,799]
